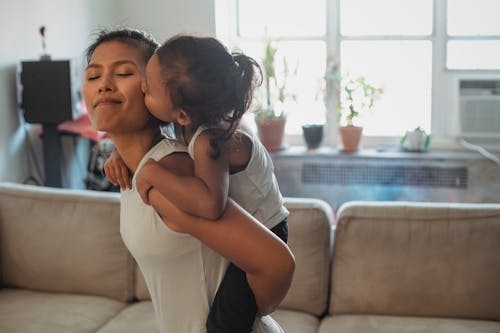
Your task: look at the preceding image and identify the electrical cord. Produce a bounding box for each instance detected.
[459,138,500,164]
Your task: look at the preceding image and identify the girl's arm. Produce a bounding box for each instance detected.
[139,132,229,220]
[147,153,295,315]
[104,148,131,190]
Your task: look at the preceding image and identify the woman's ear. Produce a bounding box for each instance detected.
[176,109,192,126]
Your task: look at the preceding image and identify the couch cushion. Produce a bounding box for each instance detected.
[272,308,320,333]
[0,288,126,333]
[97,301,159,333]
[319,315,500,333]
[280,198,333,317]
[98,303,321,333]
[331,201,500,320]
[0,182,135,302]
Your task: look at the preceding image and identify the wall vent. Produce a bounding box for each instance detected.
[301,163,468,188]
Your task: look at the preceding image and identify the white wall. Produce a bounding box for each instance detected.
[0,0,93,183]
[0,0,216,184]
[93,0,216,42]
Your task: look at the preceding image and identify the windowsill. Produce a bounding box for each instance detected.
[283,132,500,154]
[270,144,485,161]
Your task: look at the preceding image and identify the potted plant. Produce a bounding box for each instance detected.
[254,40,295,152]
[337,75,383,152]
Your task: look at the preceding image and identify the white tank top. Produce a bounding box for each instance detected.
[120,138,283,333]
[185,125,289,229]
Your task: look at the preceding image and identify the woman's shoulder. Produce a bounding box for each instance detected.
[150,138,187,159]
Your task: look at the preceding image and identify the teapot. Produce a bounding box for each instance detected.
[401,127,430,152]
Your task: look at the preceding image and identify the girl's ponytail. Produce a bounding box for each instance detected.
[221,52,262,140]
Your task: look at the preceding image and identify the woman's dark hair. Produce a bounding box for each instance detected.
[85,28,160,64]
[155,35,262,159]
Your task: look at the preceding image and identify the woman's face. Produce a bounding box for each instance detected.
[143,53,178,123]
[83,41,153,134]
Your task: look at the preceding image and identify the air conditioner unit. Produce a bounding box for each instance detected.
[459,79,500,139]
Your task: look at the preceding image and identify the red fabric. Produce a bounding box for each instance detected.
[58,103,109,142]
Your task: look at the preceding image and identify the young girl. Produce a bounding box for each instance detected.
[106,35,289,333]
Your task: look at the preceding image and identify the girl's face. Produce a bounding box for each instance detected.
[83,41,153,134]
[143,54,179,123]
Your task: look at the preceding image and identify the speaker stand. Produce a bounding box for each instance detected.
[42,124,62,187]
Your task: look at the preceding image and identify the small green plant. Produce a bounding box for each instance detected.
[316,56,341,114]
[338,75,383,126]
[255,40,297,120]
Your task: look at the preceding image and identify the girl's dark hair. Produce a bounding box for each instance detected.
[156,35,262,159]
[85,28,160,64]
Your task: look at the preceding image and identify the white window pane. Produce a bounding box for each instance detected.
[237,40,326,134]
[448,0,500,36]
[341,41,432,136]
[238,0,326,38]
[340,0,432,36]
[447,41,500,69]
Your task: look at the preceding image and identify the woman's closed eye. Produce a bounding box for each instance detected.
[86,74,100,81]
[117,72,133,77]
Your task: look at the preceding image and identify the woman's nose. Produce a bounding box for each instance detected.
[98,75,114,93]
[98,86,112,93]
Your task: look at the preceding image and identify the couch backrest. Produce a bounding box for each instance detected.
[0,182,135,302]
[134,197,334,317]
[330,201,500,321]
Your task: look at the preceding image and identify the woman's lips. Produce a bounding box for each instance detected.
[94,97,122,108]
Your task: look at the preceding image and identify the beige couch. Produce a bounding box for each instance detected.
[0,182,499,333]
[0,182,332,333]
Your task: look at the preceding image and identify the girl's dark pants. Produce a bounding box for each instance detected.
[206,219,288,333]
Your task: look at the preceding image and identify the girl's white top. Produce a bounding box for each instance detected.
[120,139,283,333]
[185,126,289,229]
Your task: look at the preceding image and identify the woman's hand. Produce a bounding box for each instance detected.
[104,149,131,190]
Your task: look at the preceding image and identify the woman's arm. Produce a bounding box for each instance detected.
[146,152,295,315]
[150,189,294,315]
[139,132,229,220]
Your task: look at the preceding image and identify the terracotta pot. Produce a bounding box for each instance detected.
[338,125,363,152]
[255,117,286,152]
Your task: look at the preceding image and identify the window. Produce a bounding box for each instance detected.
[447,0,500,70]
[340,0,433,136]
[216,0,500,147]
[219,0,327,135]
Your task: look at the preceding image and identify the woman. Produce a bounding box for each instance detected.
[82,28,294,333]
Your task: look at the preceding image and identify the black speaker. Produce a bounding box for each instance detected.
[20,60,81,124]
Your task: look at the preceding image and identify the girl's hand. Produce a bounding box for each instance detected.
[136,159,157,205]
[104,149,131,190]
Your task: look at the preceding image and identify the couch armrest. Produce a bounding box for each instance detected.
[279,197,334,317]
